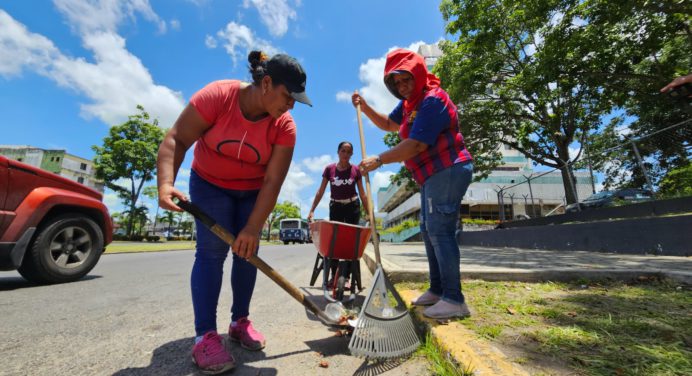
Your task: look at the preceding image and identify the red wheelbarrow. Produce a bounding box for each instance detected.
[309,220,371,303]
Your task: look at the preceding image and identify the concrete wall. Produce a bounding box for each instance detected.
[458,215,692,256]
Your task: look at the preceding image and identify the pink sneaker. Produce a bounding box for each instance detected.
[191,332,235,375]
[229,318,266,351]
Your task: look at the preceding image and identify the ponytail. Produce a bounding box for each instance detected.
[248,50,269,86]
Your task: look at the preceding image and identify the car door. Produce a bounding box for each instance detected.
[0,156,10,236]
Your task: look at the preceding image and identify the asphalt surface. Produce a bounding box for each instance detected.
[0,244,430,376]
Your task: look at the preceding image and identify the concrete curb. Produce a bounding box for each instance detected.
[400,289,530,376]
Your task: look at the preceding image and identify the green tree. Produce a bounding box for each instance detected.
[437,0,690,200]
[265,201,300,241]
[658,164,692,198]
[110,211,126,235]
[574,1,691,189]
[92,105,164,237]
[142,185,160,231]
[438,0,621,204]
[160,210,180,235]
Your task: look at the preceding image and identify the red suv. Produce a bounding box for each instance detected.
[0,155,112,284]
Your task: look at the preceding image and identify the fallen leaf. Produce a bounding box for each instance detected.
[566,311,578,317]
[319,360,329,368]
[506,307,516,315]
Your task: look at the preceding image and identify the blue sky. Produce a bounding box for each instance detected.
[0,0,449,219]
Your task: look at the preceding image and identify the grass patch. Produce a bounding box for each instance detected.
[105,240,282,254]
[416,333,475,376]
[105,241,196,254]
[403,279,692,375]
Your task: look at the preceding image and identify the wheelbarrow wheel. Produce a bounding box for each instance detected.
[335,275,346,301]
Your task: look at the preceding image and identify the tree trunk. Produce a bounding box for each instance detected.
[266,220,273,241]
[126,202,135,237]
[558,160,578,205]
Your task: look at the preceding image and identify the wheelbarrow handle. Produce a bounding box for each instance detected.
[174,198,342,327]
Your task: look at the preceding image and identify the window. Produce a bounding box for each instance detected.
[56,157,60,161]
[80,163,87,170]
[77,177,85,184]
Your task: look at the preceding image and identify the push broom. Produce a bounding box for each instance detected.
[348,93,420,359]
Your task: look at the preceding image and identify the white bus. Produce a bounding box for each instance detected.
[279,218,310,245]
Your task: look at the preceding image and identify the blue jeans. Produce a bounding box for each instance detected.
[190,170,260,336]
[419,161,473,304]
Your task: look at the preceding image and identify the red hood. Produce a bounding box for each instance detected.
[383,49,440,113]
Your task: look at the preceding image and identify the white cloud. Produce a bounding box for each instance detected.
[347,41,427,114]
[302,154,335,173]
[209,21,279,66]
[54,0,166,35]
[51,32,185,127]
[169,19,181,31]
[243,0,297,37]
[0,8,185,128]
[204,34,217,48]
[568,145,581,161]
[335,91,351,103]
[371,170,394,193]
[279,161,314,213]
[0,10,58,76]
[103,192,121,212]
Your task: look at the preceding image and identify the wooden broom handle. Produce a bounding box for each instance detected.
[355,92,382,266]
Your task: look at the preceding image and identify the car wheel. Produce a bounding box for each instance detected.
[18,213,104,284]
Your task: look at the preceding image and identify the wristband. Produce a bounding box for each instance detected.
[375,155,383,168]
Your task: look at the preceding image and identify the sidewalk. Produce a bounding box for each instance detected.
[361,243,692,375]
[363,242,692,285]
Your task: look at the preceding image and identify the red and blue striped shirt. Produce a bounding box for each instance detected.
[389,87,472,185]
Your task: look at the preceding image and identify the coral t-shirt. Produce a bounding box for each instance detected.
[190,80,296,190]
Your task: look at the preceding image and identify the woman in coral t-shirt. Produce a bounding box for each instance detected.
[157,50,311,374]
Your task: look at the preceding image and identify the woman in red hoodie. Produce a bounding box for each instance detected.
[352,49,473,319]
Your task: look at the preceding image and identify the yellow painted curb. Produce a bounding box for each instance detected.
[400,290,530,376]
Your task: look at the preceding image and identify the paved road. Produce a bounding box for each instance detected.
[0,244,428,376]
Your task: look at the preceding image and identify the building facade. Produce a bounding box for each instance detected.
[377,143,594,228]
[0,145,104,193]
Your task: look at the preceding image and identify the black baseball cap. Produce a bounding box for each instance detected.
[266,54,312,107]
